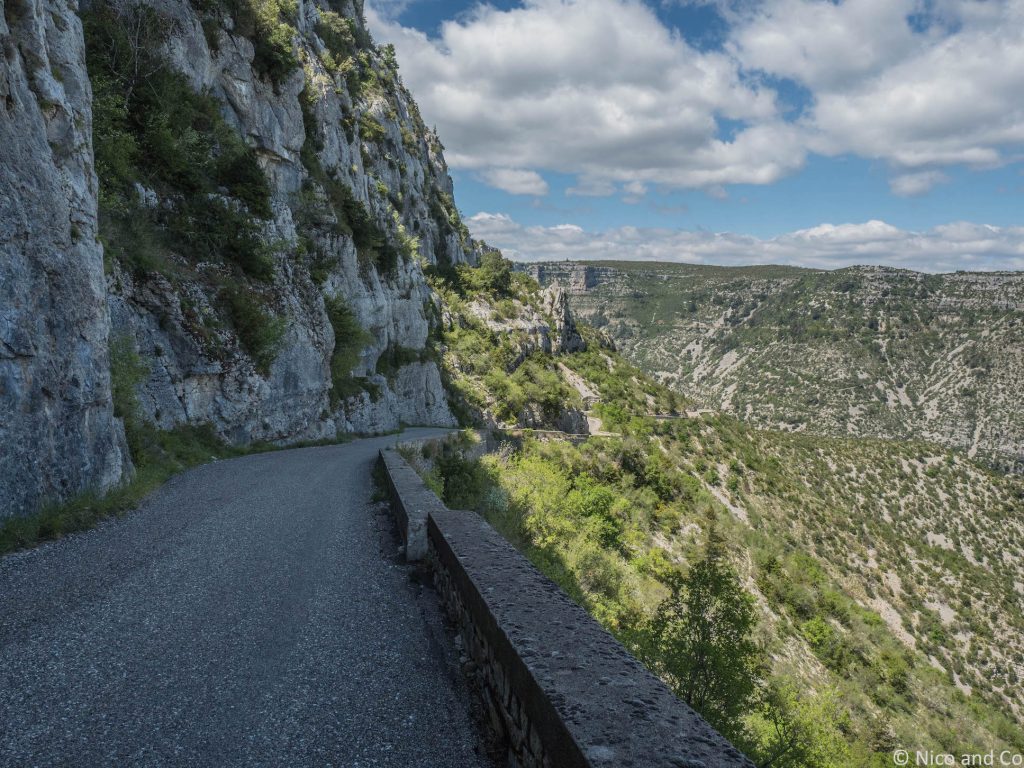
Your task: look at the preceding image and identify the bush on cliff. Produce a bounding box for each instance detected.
[324,295,373,405]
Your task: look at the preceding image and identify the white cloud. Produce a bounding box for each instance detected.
[367,0,802,192]
[467,212,1024,272]
[791,220,905,243]
[566,177,617,197]
[729,0,918,91]
[732,0,1024,173]
[622,180,647,203]
[368,0,1024,199]
[889,171,950,197]
[478,168,550,195]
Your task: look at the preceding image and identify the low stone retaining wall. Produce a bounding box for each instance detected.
[379,446,440,561]
[378,447,756,768]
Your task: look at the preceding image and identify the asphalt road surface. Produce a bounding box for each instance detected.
[0,429,493,767]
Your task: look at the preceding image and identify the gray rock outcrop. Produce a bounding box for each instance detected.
[0,0,130,516]
[542,285,586,354]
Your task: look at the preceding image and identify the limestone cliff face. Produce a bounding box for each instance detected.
[541,285,586,354]
[0,0,130,516]
[104,0,465,442]
[1,0,472,516]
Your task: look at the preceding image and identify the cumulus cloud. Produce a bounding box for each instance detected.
[367,0,803,192]
[467,212,1024,272]
[369,0,1024,198]
[566,177,617,197]
[732,0,1024,172]
[478,168,550,195]
[729,0,919,91]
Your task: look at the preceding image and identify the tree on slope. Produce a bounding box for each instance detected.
[643,518,762,744]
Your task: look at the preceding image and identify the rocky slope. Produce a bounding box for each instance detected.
[430,263,1024,758]
[1,0,474,516]
[101,0,469,439]
[435,266,595,434]
[528,262,1024,472]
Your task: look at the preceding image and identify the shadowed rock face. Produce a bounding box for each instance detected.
[0,0,130,516]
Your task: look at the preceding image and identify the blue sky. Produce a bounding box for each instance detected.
[368,0,1024,271]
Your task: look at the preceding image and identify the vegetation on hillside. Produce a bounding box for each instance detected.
[424,257,1024,766]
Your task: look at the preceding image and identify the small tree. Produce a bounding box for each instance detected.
[644,519,762,743]
[477,251,512,296]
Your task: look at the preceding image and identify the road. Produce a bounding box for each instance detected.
[0,429,492,767]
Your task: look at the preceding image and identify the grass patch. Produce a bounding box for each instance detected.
[0,425,236,555]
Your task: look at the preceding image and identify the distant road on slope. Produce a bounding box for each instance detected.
[0,429,492,768]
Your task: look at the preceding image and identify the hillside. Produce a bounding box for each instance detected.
[526,262,1024,473]
[427,255,1024,766]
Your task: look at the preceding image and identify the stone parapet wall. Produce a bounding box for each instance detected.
[379,447,757,768]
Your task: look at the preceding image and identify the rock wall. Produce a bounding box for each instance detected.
[1,0,474,516]
[104,0,465,442]
[0,0,130,516]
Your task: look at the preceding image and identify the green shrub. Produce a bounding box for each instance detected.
[359,112,387,144]
[324,295,371,405]
[457,251,513,297]
[435,451,490,509]
[427,188,469,254]
[167,198,275,280]
[297,234,337,285]
[297,94,398,277]
[316,9,356,64]
[800,617,857,675]
[110,335,151,457]
[90,75,139,208]
[223,286,286,375]
[222,0,298,84]
[400,124,420,154]
[99,206,170,276]
[641,524,762,745]
[375,344,424,382]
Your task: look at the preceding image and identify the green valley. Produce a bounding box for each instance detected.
[423,254,1024,767]
[526,262,1024,474]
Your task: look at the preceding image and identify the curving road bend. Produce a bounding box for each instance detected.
[0,429,492,767]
